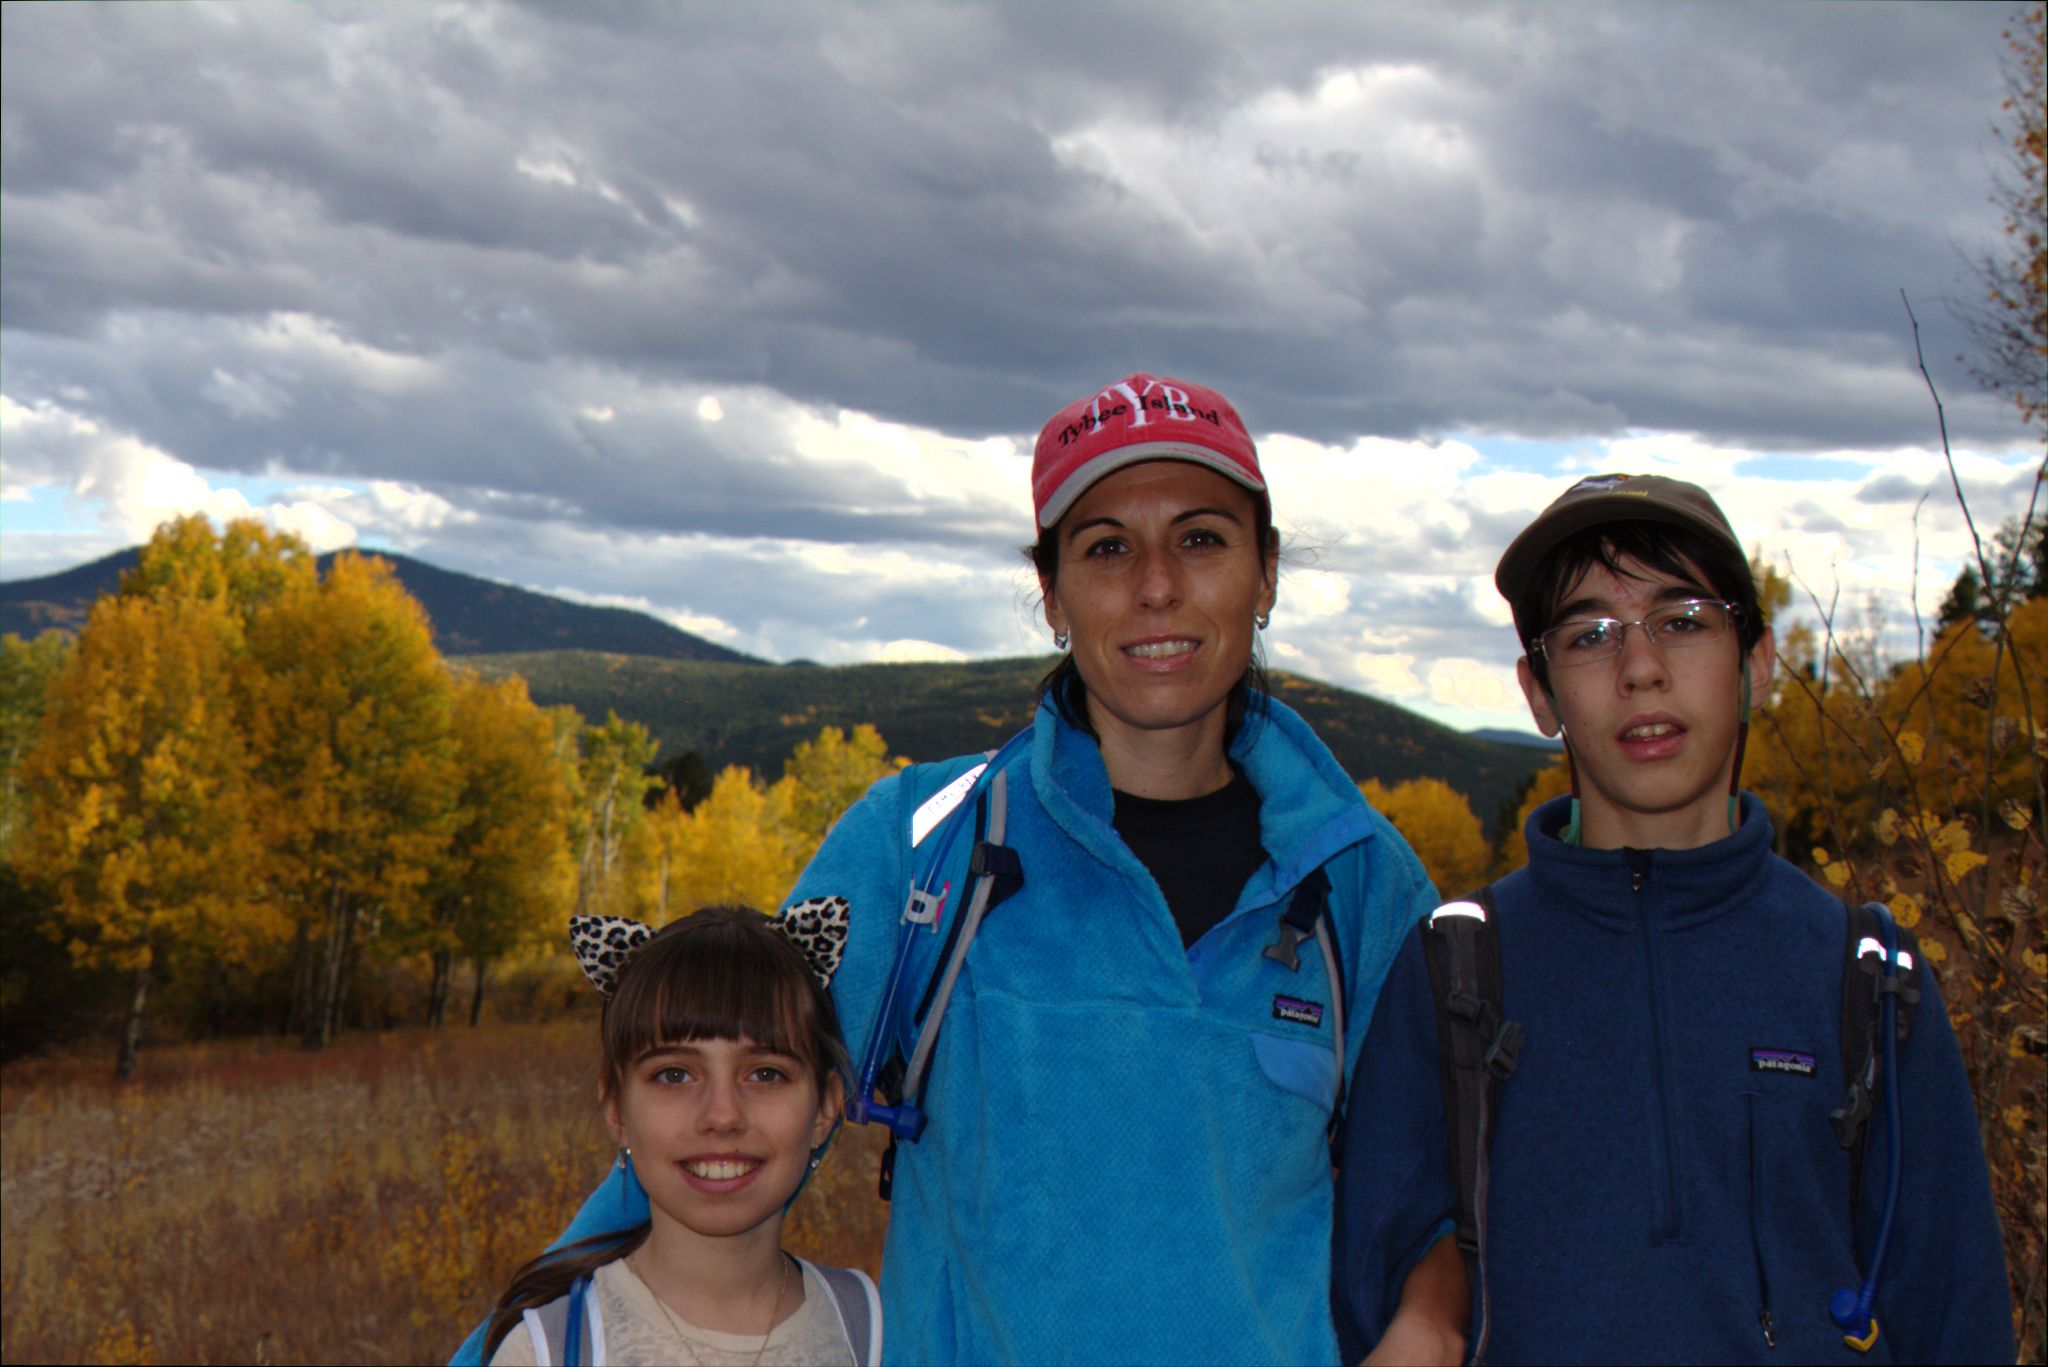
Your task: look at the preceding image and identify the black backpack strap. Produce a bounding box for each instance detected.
[1831,902,1923,1215]
[1421,884,1522,1365]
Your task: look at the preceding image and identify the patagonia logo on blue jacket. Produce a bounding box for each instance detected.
[1273,994,1324,1028]
[1749,1046,1816,1076]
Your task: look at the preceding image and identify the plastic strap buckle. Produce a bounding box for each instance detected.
[1831,1083,1873,1148]
[905,881,949,926]
[968,840,1021,882]
[1263,923,1310,971]
[1484,1021,1525,1079]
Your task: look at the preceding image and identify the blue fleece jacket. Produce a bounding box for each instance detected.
[810,696,1433,1364]
[1334,794,2014,1365]
[452,696,1434,1366]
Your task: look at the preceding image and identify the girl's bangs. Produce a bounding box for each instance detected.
[602,917,821,1078]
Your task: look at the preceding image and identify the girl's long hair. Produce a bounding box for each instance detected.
[480,906,850,1357]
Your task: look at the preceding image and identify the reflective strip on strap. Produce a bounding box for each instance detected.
[1431,900,1487,924]
[1855,935,1914,970]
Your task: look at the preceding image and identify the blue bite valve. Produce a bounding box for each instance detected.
[843,1093,927,1141]
[1830,1287,1879,1352]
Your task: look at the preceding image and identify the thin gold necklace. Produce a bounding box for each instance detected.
[629,1250,792,1367]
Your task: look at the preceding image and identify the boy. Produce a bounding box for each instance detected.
[1335,474,2013,1363]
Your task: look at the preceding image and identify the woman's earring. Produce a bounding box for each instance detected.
[1255,611,1270,631]
[1053,630,1069,651]
[615,1145,632,1169]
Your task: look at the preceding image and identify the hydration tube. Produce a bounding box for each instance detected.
[1830,905,1905,1353]
[843,728,1033,1140]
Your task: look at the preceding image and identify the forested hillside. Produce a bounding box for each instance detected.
[465,650,1553,830]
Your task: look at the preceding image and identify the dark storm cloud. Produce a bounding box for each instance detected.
[2,0,2033,560]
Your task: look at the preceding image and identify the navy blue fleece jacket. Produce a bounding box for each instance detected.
[1335,794,2013,1365]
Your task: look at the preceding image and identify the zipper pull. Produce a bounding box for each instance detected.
[1758,1310,1777,1349]
[1624,847,1652,893]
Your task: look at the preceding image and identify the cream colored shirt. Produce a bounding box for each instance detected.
[490,1256,856,1367]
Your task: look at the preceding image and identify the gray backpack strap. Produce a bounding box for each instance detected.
[803,1259,883,1367]
[523,1276,597,1367]
[900,763,1012,1100]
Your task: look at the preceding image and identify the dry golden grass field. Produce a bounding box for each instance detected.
[0,1023,890,1366]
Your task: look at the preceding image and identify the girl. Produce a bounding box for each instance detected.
[480,905,880,1366]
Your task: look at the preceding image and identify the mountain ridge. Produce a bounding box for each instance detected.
[1,547,762,664]
[3,546,1551,827]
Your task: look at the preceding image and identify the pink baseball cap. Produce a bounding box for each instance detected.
[1031,372,1265,529]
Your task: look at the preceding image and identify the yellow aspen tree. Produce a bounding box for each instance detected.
[120,512,316,627]
[1,631,71,855]
[772,723,907,856]
[1491,755,1574,875]
[245,552,458,1049]
[1360,776,1490,896]
[18,592,278,1078]
[632,790,693,925]
[422,671,577,1027]
[571,712,660,918]
[668,766,803,914]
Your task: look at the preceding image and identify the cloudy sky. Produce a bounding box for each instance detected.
[2,1,2039,735]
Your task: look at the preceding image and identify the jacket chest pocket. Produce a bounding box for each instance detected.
[1252,1031,1339,1112]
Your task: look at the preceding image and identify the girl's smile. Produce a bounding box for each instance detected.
[609,1036,838,1245]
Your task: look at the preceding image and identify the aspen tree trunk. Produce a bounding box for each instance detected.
[321,902,358,1045]
[114,958,152,1081]
[428,949,452,1028]
[468,955,489,1028]
[304,885,347,1050]
[287,919,313,1037]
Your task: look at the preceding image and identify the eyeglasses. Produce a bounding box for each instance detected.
[1532,598,1741,667]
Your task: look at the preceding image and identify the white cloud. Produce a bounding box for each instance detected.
[1353,649,1424,700]
[1427,657,1518,714]
[269,500,357,552]
[874,638,969,663]
[2,393,254,540]
[543,584,749,647]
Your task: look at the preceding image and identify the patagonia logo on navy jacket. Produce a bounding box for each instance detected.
[1749,1046,1816,1076]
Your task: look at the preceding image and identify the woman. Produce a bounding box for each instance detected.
[472,372,1435,1365]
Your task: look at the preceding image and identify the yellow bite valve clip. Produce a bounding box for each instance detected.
[1831,1286,1881,1352]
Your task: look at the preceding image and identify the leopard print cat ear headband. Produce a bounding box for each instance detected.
[568,897,850,1000]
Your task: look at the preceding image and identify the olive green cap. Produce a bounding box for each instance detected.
[1494,472,1744,601]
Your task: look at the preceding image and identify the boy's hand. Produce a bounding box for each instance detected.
[1361,1235,1468,1366]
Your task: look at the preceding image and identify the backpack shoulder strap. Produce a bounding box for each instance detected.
[1420,883,1522,1365]
[1831,901,1923,1212]
[803,1259,884,1366]
[879,761,1024,1199]
[520,1303,558,1367]
[523,1274,597,1367]
[1421,884,1522,1250]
